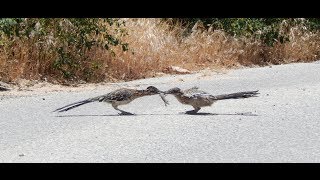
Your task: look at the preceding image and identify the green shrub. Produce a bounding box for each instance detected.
[0,18,128,82]
[163,18,319,46]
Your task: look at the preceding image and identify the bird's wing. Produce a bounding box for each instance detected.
[102,89,134,102]
[182,88,212,99]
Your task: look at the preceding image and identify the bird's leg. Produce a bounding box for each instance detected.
[112,104,135,115]
[185,107,201,114]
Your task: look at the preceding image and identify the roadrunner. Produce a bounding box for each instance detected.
[164,86,259,114]
[53,86,168,115]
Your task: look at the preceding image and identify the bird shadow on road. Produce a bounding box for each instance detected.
[183,112,258,116]
[54,112,258,117]
[55,114,173,117]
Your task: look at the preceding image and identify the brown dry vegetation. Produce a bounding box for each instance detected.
[0,18,320,85]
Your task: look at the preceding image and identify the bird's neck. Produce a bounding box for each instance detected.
[135,90,151,97]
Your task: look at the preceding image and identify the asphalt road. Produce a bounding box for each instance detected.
[1,61,320,162]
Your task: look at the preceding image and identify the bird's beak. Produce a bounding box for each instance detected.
[145,89,164,95]
[162,90,172,95]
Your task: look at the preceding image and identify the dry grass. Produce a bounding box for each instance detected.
[0,38,56,82]
[108,18,320,78]
[0,18,320,85]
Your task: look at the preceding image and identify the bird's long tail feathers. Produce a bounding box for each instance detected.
[210,90,259,100]
[53,96,103,112]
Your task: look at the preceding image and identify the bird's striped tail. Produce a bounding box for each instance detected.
[53,96,104,112]
[210,90,259,100]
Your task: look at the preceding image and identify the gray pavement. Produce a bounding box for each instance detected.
[1,61,320,162]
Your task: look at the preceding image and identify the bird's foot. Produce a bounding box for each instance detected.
[118,111,135,116]
[185,110,198,115]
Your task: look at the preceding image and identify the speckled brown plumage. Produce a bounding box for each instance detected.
[53,86,167,115]
[165,86,259,114]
